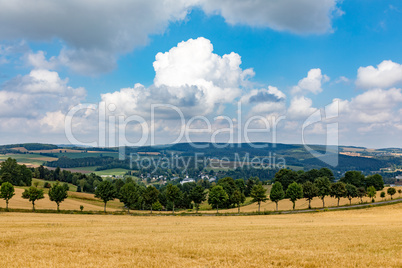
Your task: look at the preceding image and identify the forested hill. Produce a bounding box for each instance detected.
[1,142,401,173]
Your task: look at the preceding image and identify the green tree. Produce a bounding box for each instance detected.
[234,179,246,194]
[79,179,86,193]
[273,169,298,191]
[94,180,117,212]
[166,184,182,214]
[387,187,396,200]
[143,185,159,214]
[345,184,358,205]
[208,185,228,213]
[22,186,44,211]
[367,186,376,203]
[114,179,125,193]
[318,168,335,182]
[330,182,347,206]
[189,185,207,213]
[340,171,365,188]
[152,201,163,211]
[250,184,268,212]
[286,182,303,210]
[232,189,246,213]
[364,174,384,190]
[0,182,15,210]
[357,187,366,203]
[62,183,70,192]
[119,182,140,213]
[0,158,18,184]
[270,182,285,211]
[0,158,32,186]
[245,177,259,196]
[48,182,68,211]
[218,177,238,208]
[315,177,331,208]
[398,189,402,196]
[380,191,385,200]
[302,181,318,209]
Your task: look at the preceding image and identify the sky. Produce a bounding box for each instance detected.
[0,0,402,148]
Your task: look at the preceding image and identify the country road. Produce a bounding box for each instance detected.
[280,198,402,214]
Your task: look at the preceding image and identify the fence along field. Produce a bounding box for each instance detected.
[0,203,401,267]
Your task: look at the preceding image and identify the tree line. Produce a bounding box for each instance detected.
[0,158,399,213]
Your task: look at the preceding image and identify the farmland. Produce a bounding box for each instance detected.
[0,203,401,267]
[0,153,58,167]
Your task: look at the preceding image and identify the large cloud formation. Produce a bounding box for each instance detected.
[101,37,253,118]
[0,0,341,75]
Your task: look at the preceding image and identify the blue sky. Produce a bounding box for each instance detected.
[0,0,402,148]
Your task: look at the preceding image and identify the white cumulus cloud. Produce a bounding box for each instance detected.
[102,37,253,118]
[287,96,317,119]
[356,60,402,89]
[0,69,85,118]
[291,68,329,95]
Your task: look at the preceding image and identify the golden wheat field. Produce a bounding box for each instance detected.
[0,203,401,267]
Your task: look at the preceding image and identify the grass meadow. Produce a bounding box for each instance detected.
[0,203,401,267]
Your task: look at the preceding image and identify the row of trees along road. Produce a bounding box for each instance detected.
[0,182,68,211]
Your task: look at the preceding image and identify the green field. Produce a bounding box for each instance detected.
[50,152,120,159]
[31,178,78,192]
[0,154,57,166]
[94,168,129,176]
[67,167,129,176]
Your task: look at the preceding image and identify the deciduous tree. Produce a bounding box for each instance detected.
[345,184,358,205]
[143,185,159,214]
[48,182,68,211]
[250,184,268,212]
[22,186,44,211]
[166,184,182,214]
[94,180,117,212]
[189,185,207,213]
[387,187,396,200]
[357,187,366,203]
[0,182,15,210]
[270,182,285,211]
[367,186,376,203]
[273,169,298,191]
[330,181,347,206]
[286,182,303,210]
[302,181,318,209]
[208,185,228,213]
[119,182,140,213]
[232,189,246,213]
[315,177,331,208]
